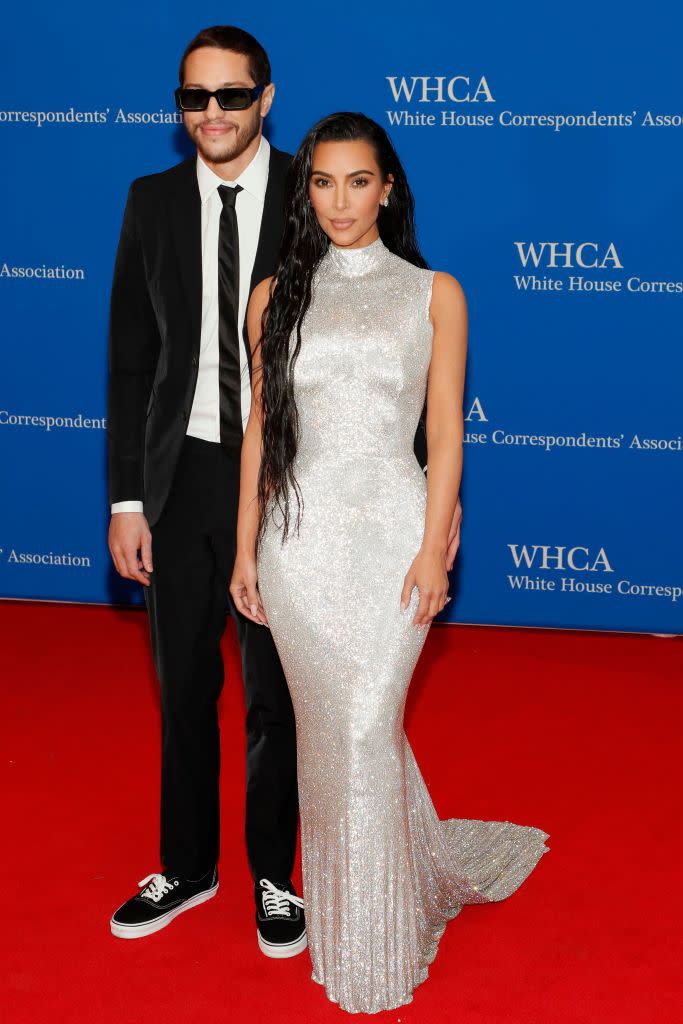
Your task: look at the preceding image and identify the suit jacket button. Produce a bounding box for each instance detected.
[192,354,198,368]
[182,410,188,423]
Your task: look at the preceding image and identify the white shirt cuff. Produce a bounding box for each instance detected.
[111,501,144,514]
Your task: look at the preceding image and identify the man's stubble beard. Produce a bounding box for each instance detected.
[188,107,262,166]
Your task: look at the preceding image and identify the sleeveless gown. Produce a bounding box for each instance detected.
[256,236,550,1014]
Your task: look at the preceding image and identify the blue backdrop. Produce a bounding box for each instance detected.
[1,1,681,633]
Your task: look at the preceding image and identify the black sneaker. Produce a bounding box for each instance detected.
[255,878,307,958]
[110,866,218,939]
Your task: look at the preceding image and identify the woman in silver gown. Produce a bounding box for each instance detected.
[231,113,550,1014]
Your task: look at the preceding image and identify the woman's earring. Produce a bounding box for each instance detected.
[381,194,389,207]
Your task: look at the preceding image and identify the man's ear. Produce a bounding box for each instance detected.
[261,83,276,119]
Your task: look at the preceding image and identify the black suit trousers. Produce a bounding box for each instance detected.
[144,435,298,880]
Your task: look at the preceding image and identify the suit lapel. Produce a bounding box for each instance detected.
[242,148,289,374]
[250,153,287,297]
[169,159,203,353]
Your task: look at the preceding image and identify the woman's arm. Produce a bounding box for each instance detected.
[230,276,274,626]
[400,271,468,626]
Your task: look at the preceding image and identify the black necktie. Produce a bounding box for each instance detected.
[217,183,244,453]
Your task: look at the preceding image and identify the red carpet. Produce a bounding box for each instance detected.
[2,601,681,1023]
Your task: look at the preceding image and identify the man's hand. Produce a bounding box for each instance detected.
[109,512,153,586]
[445,497,463,571]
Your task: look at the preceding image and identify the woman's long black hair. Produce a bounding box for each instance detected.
[255,111,428,549]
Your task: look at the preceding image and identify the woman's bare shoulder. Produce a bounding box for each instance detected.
[248,275,276,315]
[429,270,467,323]
[246,276,277,355]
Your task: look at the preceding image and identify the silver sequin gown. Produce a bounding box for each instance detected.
[256,236,550,1014]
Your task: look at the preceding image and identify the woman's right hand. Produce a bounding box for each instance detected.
[230,553,269,627]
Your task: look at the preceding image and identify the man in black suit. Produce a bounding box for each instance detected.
[107,26,305,956]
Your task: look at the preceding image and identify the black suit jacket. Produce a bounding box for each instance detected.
[107,143,427,529]
[107,145,292,526]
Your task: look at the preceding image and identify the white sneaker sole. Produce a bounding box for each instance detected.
[257,926,308,959]
[110,882,219,939]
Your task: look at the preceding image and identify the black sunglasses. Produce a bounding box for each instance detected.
[174,84,265,112]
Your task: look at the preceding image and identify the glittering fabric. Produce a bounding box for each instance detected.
[256,236,550,1014]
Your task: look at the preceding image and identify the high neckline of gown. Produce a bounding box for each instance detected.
[325,235,389,276]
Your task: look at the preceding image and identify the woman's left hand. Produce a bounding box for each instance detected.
[400,547,450,627]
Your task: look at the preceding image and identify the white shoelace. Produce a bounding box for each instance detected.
[138,873,177,903]
[259,878,304,917]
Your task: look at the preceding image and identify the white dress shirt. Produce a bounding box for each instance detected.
[112,135,271,514]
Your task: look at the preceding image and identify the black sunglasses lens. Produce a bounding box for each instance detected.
[175,85,262,111]
[216,88,252,110]
[177,89,210,111]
